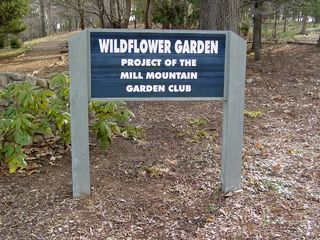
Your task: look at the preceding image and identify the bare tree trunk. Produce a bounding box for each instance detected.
[253,0,262,61]
[317,34,320,47]
[122,0,131,28]
[272,0,278,39]
[300,15,308,35]
[283,8,287,32]
[39,0,47,37]
[0,16,4,48]
[0,36,4,49]
[110,0,117,27]
[68,17,73,32]
[96,0,106,28]
[79,12,85,30]
[77,0,85,30]
[145,0,152,29]
[116,0,122,28]
[47,2,55,34]
[105,0,122,28]
[199,0,240,34]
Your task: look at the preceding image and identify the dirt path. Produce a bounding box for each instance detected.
[0,36,319,239]
[0,33,71,77]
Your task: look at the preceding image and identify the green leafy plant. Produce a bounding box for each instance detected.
[0,81,53,173]
[90,100,141,148]
[0,74,142,173]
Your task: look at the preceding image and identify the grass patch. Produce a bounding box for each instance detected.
[246,21,320,42]
[0,33,72,58]
[189,118,208,127]
[244,110,263,118]
[0,46,29,58]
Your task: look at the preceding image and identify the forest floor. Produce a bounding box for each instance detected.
[0,33,319,239]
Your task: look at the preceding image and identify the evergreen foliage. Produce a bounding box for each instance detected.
[0,0,29,48]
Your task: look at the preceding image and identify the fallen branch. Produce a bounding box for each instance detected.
[286,41,318,46]
[247,40,318,46]
[247,40,279,44]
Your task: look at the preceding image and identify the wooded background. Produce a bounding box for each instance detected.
[1,0,320,60]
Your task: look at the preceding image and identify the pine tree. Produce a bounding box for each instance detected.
[0,0,30,48]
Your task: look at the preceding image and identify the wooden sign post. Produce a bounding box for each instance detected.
[69,29,246,198]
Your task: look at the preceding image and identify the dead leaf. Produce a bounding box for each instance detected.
[206,216,215,223]
[165,159,178,165]
[271,163,284,174]
[27,169,41,176]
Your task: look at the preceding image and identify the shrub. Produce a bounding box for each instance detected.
[9,37,22,49]
[0,74,142,173]
[240,22,250,37]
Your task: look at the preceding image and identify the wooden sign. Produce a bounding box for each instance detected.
[69,29,246,198]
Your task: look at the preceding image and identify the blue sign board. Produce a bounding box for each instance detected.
[90,31,226,99]
[70,30,246,197]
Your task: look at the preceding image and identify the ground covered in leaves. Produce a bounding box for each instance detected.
[0,35,319,239]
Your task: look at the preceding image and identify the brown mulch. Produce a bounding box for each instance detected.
[0,36,319,239]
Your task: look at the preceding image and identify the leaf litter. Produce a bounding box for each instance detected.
[0,39,319,239]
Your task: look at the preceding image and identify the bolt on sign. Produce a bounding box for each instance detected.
[69,29,246,198]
